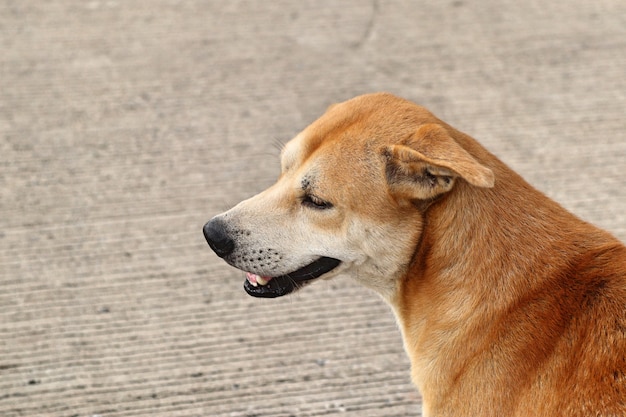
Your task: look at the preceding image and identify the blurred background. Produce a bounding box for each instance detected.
[1,1,624,416]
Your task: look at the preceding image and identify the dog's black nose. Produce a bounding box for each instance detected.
[203,218,235,258]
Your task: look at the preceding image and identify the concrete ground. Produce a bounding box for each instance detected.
[1,1,625,416]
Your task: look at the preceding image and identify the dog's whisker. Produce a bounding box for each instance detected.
[271,138,285,154]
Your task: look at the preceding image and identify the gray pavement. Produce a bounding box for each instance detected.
[1,1,625,416]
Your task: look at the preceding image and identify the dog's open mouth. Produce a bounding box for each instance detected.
[243,257,341,298]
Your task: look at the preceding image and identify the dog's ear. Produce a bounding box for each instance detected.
[382,124,494,201]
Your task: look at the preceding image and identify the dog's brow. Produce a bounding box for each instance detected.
[301,176,313,190]
[280,149,293,172]
[280,133,303,172]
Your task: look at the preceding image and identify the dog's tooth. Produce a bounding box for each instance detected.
[246,272,258,287]
[256,275,269,286]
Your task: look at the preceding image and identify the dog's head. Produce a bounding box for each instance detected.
[203,93,494,300]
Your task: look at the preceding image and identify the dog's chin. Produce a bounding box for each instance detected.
[243,257,341,298]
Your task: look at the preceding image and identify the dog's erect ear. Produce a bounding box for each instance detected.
[382,124,494,201]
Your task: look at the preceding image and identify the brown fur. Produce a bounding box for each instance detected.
[383,95,626,416]
[205,93,626,416]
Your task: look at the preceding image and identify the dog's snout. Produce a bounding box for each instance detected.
[203,218,235,258]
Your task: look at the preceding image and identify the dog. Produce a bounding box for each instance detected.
[203,93,626,416]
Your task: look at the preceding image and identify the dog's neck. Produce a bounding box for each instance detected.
[392,158,612,415]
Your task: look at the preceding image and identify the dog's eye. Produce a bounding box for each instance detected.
[302,194,333,210]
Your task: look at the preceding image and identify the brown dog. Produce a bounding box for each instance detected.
[203,93,626,416]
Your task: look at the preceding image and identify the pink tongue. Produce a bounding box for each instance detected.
[246,272,273,285]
